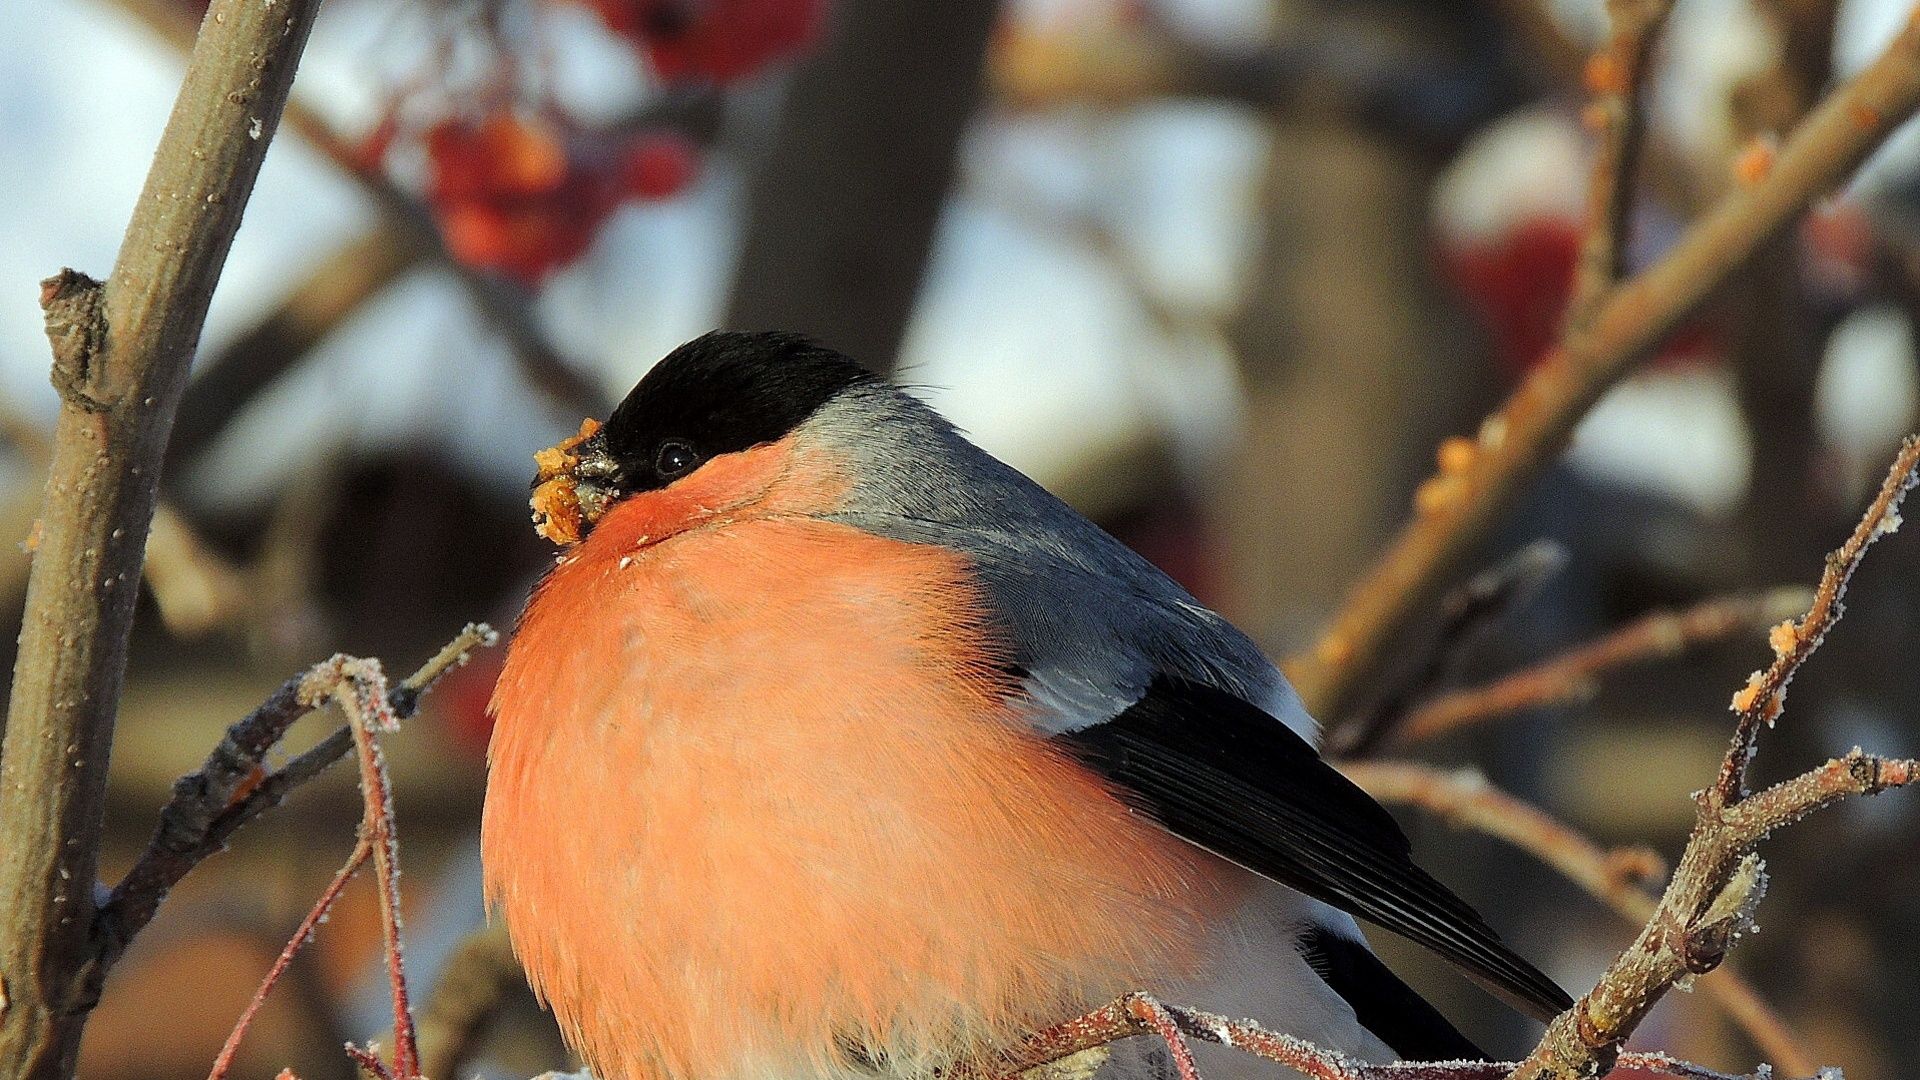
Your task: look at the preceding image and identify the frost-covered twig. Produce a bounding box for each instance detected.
[304,656,421,1079]
[1504,438,1920,1080]
[1345,762,1818,1075]
[100,623,496,966]
[1392,587,1813,747]
[995,994,1816,1080]
[207,837,373,1080]
[209,645,463,1080]
[1716,437,1920,803]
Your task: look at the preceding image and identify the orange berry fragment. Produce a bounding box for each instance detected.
[1437,436,1476,475]
[1584,52,1628,96]
[530,418,604,546]
[1733,138,1777,186]
[1768,618,1799,658]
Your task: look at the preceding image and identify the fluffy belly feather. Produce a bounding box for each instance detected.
[483,506,1233,1080]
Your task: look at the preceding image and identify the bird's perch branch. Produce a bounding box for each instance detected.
[1288,11,1920,721]
[993,994,1801,1080]
[0,2,324,1076]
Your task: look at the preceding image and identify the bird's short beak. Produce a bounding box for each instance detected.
[530,418,619,546]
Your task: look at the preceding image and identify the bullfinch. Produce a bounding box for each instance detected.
[482,331,1571,1080]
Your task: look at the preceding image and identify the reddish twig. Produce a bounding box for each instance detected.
[206,641,468,1080]
[343,1043,395,1080]
[1285,15,1920,722]
[299,657,419,1080]
[1393,587,1814,747]
[206,837,373,1080]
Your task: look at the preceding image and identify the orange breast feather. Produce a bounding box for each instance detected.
[483,438,1231,1080]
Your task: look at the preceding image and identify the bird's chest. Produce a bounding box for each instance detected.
[483,518,1228,1080]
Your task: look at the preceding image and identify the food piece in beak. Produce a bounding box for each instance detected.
[531,418,604,546]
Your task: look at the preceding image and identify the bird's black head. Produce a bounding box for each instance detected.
[530,331,877,544]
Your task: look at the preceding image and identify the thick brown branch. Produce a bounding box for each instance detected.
[1285,15,1920,722]
[0,3,325,1076]
[1394,587,1813,747]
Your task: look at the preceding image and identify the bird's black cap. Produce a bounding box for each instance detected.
[596,330,877,494]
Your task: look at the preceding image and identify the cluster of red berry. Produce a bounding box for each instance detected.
[374,0,826,286]
[573,0,826,84]
[421,113,699,285]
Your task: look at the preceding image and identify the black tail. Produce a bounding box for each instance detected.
[1296,927,1485,1063]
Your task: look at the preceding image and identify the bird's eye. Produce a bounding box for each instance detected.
[655,440,700,479]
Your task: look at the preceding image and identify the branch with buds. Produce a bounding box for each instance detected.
[1290,10,1920,723]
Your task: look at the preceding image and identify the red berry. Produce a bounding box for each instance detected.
[571,0,827,84]
[620,132,700,199]
[424,110,619,285]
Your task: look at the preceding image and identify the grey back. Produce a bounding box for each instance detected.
[804,383,1315,741]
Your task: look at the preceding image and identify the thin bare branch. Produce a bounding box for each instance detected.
[1716,437,1920,803]
[0,1,325,1074]
[207,838,373,1080]
[97,624,496,975]
[303,657,419,1079]
[1345,762,1819,1075]
[1285,15,1920,722]
[1394,587,1814,747]
[1505,439,1919,1080]
[1567,0,1677,330]
[1332,541,1568,757]
[995,994,1816,1080]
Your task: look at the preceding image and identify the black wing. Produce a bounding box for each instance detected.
[1058,675,1572,1021]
